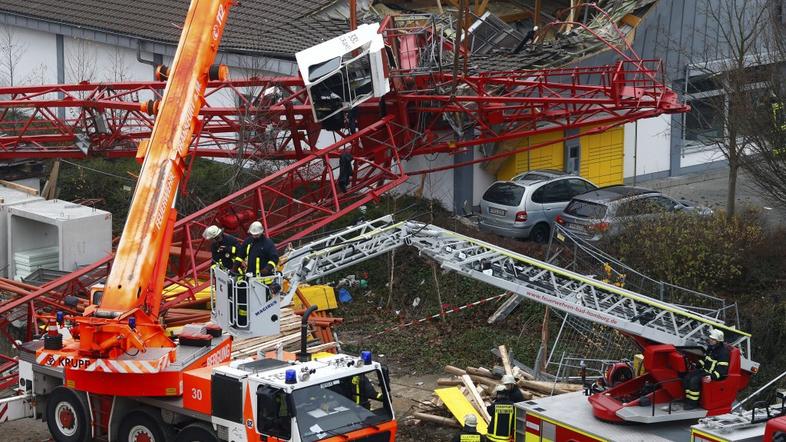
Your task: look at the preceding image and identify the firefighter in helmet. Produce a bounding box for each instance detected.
[682,328,730,410]
[203,225,242,272]
[451,414,486,442]
[486,385,515,442]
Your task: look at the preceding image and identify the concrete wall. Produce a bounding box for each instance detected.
[0,24,57,86]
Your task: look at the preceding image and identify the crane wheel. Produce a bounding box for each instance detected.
[46,386,90,442]
[118,409,173,442]
[176,422,219,442]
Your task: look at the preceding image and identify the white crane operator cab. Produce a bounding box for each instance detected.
[296,23,391,123]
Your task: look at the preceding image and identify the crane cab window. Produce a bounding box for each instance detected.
[308,43,375,122]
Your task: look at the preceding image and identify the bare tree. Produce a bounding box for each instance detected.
[0,25,28,86]
[65,38,97,84]
[104,47,130,82]
[681,0,771,218]
[728,2,786,207]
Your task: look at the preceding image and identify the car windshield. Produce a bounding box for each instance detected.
[294,371,392,441]
[564,199,607,219]
[483,182,525,206]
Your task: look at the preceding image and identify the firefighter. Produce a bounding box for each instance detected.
[682,328,730,410]
[341,373,382,410]
[203,225,242,272]
[241,221,279,282]
[501,374,525,403]
[486,385,515,442]
[451,414,486,442]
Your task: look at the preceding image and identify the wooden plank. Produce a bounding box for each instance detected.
[445,365,467,376]
[499,10,532,23]
[435,387,489,434]
[498,345,513,377]
[462,374,491,423]
[0,180,38,196]
[534,0,542,27]
[413,412,460,428]
[476,0,489,15]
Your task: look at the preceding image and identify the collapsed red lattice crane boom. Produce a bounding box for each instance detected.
[0,10,689,378]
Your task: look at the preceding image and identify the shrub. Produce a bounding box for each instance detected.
[601,210,765,293]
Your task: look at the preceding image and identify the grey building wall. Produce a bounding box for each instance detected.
[577,0,772,176]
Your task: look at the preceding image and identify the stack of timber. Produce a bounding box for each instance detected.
[230,307,338,358]
[412,345,582,430]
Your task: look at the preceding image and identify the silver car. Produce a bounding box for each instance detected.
[556,185,713,241]
[479,171,597,242]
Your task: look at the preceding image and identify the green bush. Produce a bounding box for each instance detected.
[602,211,765,293]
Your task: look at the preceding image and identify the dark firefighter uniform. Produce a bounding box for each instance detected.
[344,374,382,409]
[486,396,515,442]
[241,236,279,281]
[211,233,242,271]
[451,427,487,442]
[683,343,730,406]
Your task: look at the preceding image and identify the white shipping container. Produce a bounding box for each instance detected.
[8,200,112,280]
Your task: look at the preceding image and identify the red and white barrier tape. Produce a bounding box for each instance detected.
[362,292,510,339]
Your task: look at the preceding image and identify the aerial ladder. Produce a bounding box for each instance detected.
[217,215,781,441]
[3,202,776,441]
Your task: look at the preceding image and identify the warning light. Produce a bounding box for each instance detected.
[286,369,297,384]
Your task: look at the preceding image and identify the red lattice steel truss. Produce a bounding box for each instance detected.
[0,12,689,383]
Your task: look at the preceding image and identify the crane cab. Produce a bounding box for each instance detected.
[296,23,391,123]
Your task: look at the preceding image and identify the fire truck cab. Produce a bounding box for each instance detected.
[185,352,396,442]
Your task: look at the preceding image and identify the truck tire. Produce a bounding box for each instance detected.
[118,409,172,442]
[176,422,219,442]
[46,386,90,442]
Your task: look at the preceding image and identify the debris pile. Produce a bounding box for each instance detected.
[411,345,582,430]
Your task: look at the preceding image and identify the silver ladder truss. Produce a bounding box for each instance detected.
[275,217,756,372]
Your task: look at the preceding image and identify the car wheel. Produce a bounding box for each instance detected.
[530,223,550,244]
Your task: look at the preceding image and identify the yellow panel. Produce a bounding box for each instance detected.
[495,131,565,181]
[528,131,565,171]
[579,126,624,187]
[292,285,337,311]
[434,387,488,434]
[162,279,211,302]
[497,155,517,181]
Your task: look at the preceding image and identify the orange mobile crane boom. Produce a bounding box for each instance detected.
[35,0,234,395]
[10,2,400,441]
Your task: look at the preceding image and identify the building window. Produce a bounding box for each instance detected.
[566,142,580,173]
[681,66,772,152]
[684,94,725,146]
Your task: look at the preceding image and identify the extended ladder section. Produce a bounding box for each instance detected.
[278,216,757,373]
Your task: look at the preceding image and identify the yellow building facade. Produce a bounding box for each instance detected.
[496,126,624,187]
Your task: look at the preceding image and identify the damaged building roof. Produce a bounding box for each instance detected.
[0,0,351,58]
[0,0,658,68]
